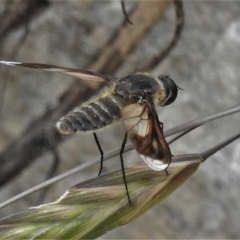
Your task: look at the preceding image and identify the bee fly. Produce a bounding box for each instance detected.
[0,61,179,204]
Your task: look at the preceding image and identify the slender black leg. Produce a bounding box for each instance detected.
[93,132,104,176]
[120,132,131,205]
[161,122,170,175]
[165,155,172,175]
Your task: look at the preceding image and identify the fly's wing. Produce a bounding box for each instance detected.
[121,102,171,171]
[0,61,117,83]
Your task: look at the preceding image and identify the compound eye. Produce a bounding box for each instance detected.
[158,75,178,106]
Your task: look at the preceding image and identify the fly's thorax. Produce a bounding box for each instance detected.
[114,72,161,101]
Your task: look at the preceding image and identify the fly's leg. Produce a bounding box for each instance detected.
[120,132,132,205]
[93,133,104,176]
[161,121,171,176]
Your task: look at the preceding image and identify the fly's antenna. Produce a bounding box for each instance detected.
[177,85,184,91]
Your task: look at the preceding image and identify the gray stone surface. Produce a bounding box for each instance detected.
[0,0,240,239]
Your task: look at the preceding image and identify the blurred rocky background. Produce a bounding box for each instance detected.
[0,0,240,238]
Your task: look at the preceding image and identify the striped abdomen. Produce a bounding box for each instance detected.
[56,93,128,134]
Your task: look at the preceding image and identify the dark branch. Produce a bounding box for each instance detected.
[0,0,49,42]
[141,0,184,72]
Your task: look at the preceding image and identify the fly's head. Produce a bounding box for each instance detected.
[154,75,179,107]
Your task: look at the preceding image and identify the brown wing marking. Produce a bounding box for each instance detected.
[0,61,117,83]
[121,102,171,171]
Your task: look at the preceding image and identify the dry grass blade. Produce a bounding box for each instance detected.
[0,128,240,238]
[0,158,201,239]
